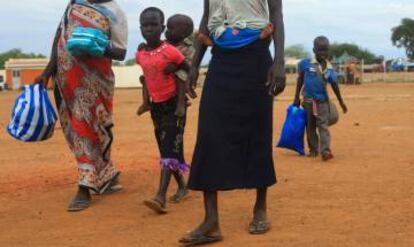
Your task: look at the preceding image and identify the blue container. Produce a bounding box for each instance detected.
[67,27,109,57]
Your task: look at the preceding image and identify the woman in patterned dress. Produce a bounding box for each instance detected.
[35,0,128,212]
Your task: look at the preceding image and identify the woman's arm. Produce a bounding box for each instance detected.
[34,26,61,87]
[267,0,286,96]
[186,0,210,98]
[104,47,127,61]
[293,72,304,106]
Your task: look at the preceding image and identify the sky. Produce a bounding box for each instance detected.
[0,0,413,61]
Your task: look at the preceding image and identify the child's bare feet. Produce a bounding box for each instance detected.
[137,104,151,116]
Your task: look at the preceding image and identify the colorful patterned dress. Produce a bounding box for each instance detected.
[54,0,127,193]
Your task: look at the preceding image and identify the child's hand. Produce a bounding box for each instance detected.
[164,63,178,75]
[137,43,146,51]
[186,67,199,99]
[185,80,197,99]
[139,75,145,85]
[340,101,348,113]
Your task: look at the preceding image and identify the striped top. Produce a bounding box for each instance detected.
[208,0,269,38]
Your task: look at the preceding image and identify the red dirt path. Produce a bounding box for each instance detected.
[0,83,413,246]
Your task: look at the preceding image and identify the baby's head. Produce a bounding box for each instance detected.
[165,14,194,44]
[140,7,165,44]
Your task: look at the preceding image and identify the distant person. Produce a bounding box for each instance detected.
[34,0,128,211]
[137,14,195,117]
[293,36,348,161]
[180,0,286,245]
[136,7,191,214]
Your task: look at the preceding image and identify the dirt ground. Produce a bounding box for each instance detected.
[0,83,413,247]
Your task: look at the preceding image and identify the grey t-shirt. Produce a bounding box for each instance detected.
[208,0,269,38]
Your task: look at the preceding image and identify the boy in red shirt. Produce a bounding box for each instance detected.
[136,7,190,214]
[137,15,195,117]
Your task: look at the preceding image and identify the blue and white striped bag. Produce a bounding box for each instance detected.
[7,84,58,142]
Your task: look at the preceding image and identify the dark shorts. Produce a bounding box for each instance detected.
[151,97,189,172]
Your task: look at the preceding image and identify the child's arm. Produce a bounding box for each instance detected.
[293,72,304,107]
[331,83,348,113]
[137,42,146,51]
[163,61,190,75]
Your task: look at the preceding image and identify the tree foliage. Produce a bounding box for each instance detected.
[391,18,414,60]
[329,43,377,63]
[125,58,136,66]
[0,49,46,69]
[285,44,310,59]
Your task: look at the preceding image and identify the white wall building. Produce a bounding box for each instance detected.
[113,65,143,88]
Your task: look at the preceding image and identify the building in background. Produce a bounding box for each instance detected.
[0,69,6,90]
[4,58,143,90]
[5,59,50,89]
[113,65,142,88]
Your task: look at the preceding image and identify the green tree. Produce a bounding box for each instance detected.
[329,43,377,64]
[391,18,414,60]
[0,49,46,69]
[125,58,136,66]
[285,44,310,58]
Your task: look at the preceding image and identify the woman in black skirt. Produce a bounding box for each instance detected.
[180,0,286,245]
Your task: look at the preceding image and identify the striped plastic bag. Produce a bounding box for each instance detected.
[7,84,58,142]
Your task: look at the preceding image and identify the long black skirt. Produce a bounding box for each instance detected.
[188,39,277,191]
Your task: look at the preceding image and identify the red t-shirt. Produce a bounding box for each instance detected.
[136,42,186,103]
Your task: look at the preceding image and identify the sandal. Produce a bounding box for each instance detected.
[67,198,90,212]
[99,171,122,194]
[179,233,223,246]
[248,220,271,235]
[143,198,168,214]
[169,190,189,204]
[102,184,123,195]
